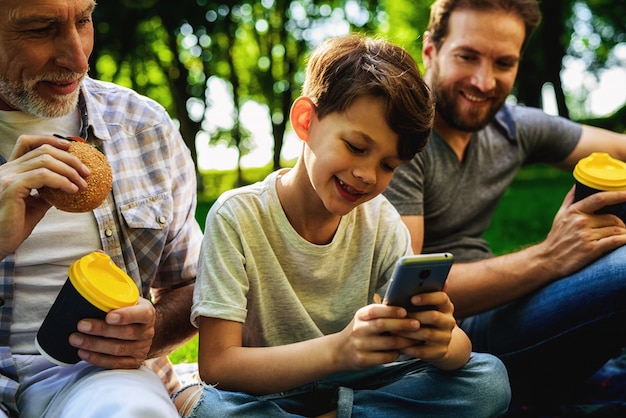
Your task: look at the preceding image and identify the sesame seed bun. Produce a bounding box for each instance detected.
[38,141,113,212]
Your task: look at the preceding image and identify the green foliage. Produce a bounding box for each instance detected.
[568,0,626,71]
[200,169,239,200]
[378,0,430,64]
[91,1,625,187]
[199,161,274,200]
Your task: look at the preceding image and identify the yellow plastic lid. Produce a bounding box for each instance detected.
[68,252,139,312]
[573,152,626,191]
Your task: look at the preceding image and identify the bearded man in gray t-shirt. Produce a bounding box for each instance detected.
[384,0,626,409]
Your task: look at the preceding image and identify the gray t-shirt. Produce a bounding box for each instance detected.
[383,104,582,262]
[192,170,412,348]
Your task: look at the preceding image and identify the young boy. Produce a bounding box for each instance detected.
[175,34,510,417]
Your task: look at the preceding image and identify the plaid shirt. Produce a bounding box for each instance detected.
[0,77,203,414]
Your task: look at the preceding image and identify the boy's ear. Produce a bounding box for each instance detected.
[290,97,314,142]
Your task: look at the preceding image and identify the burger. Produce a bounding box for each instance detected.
[38,138,113,212]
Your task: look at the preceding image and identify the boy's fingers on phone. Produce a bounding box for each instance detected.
[411,292,453,313]
[410,311,457,336]
[356,304,406,324]
[381,318,421,335]
[376,332,416,352]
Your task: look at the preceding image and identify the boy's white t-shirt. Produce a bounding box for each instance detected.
[192,170,412,348]
[0,110,101,353]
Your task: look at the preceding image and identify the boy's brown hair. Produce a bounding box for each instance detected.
[302,34,434,161]
[427,0,542,52]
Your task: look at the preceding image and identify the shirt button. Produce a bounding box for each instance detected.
[105,228,113,237]
[157,216,166,224]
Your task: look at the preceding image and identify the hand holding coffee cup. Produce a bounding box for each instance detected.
[36,251,139,366]
[573,152,626,221]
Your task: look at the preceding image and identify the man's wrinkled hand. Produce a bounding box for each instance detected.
[70,297,156,369]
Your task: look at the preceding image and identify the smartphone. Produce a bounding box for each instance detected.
[383,252,454,312]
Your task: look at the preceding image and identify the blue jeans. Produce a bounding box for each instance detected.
[177,353,510,417]
[461,245,626,406]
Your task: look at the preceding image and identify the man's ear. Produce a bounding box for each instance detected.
[422,31,435,70]
[290,96,314,142]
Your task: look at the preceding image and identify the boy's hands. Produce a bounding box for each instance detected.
[335,304,420,370]
[335,291,457,370]
[394,291,456,362]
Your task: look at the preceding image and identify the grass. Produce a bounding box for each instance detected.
[170,335,199,364]
[484,165,573,255]
[168,164,575,365]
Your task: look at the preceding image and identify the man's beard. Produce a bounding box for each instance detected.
[429,62,506,133]
[0,72,83,118]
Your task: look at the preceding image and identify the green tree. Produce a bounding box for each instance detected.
[90,0,626,194]
[378,0,431,65]
[91,1,205,186]
[516,0,625,123]
[92,0,385,188]
[516,0,571,115]
[181,0,384,177]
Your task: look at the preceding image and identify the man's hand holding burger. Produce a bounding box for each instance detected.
[0,135,87,259]
[39,134,112,212]
[0,134,110,259]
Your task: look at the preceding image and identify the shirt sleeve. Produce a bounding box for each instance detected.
[513,105,583,165]
[383,154,426,216]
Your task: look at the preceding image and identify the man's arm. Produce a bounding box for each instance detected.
[402,185,626,318]
[553,125,626,170]
[149,283,198,358]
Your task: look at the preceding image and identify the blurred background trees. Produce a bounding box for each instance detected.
[90,0,626,195]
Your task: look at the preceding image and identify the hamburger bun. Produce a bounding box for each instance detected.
[38,141,113,212]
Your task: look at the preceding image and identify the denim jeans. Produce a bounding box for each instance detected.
[461,245,626,406]
[177,352,510,418]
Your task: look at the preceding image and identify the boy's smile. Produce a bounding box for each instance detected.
[335,178,364,203]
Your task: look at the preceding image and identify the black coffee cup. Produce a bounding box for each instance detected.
[573,152,626,221]
[35,252,139,366]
